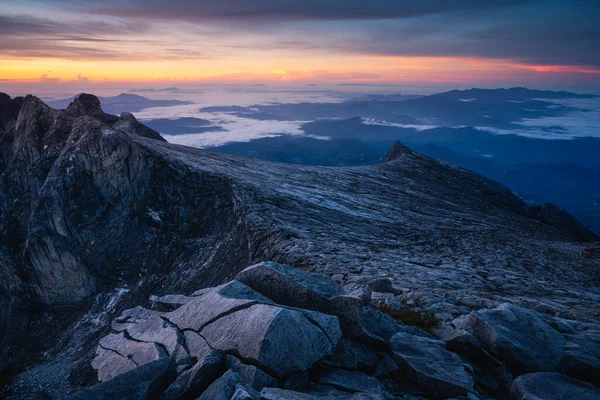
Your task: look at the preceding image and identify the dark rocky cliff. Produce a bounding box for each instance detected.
[0,94,598,398]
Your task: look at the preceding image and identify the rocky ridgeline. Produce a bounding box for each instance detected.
[66,262,600,399]
[1,93,599,398]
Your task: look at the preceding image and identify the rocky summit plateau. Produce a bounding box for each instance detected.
[0,93,599,399]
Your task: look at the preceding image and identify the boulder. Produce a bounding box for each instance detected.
[455,303,566,372]
[200,303,339,377]
[395,325,435,339]
[223,355,279,391]
[260,387,381,399]
[366,278,397,295]
[558,332,600,385]
[198,369,243,400]
[183,330,212,360]
[312,366,393,398]
[92,280,340,384]
[325,339,379,371]
[434,325,500,367]
[65,358,176,400]
[389,332,474,398]
[122,315,182,356]
[165,281,270,332]
[362,307,402,341]
[160,350,222,400]
[374,355,400,378]
[510,372,600,400]
[98,332,165,369]
[231,384,260,400]
[91,347,138,382]
[236,262,363,336]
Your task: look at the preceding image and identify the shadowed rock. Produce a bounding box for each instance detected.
[389,332,474,398]
[510,372,600,400]
[197,369,243,400]
[236,262,363,337]
[530,203,599,242]
[65,358,176,400]
[454,303,566,373]
[160,350,222,400]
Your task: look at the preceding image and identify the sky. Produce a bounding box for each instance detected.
[1,0,600,93]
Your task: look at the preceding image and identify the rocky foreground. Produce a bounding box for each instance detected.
[68,262,600,399]
[0,93,599,398]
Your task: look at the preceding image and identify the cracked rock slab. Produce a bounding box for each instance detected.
[164,281,271,332]
[236,262,363,337]
[99,332,165,368]
[389,332,474,398]
[200,303,338,377]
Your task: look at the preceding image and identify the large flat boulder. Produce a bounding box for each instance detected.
[99,332,165,370]
[236,262,363,336]
[454,303,566,373]
[164,281,271,332]
[91,280,340,384]
[389,332,474,398]
[200,303,338,377]
[510,372,600,400]
[223,355,279,391]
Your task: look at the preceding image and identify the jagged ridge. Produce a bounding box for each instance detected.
[0,93,598,397]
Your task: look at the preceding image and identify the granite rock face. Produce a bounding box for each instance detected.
[1,94,599,398]
[510,372,600,400]
[57,263,600,399]
[389,332,474,397]
[454,303,566,373]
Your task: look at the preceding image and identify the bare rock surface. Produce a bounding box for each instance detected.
[454,303,566,373]
[236,261,363,336]
[64,358,176,400]
[0,93,599,398]
[510,372,600,400]
[389,332,474,398]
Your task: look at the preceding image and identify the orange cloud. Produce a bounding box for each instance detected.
[518,65,600,74]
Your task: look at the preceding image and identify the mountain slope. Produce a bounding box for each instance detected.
[0,94,598,396]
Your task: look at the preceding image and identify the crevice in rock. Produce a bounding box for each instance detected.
[160,315,189,356]
[300,313,337,347]
[181,329,215,352]
[221,349,280,380]
[183,300,259,334]
[98,343,139,367]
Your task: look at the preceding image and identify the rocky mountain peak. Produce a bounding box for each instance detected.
[66,93,104,117]
[383,140,412,162]
[1,95,599,399]
[0,92,11,103]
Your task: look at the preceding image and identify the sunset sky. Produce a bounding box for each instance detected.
[1,0,599,92]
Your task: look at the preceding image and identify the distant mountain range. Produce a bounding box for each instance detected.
[199,87,596,129]
[47,93,193,114]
